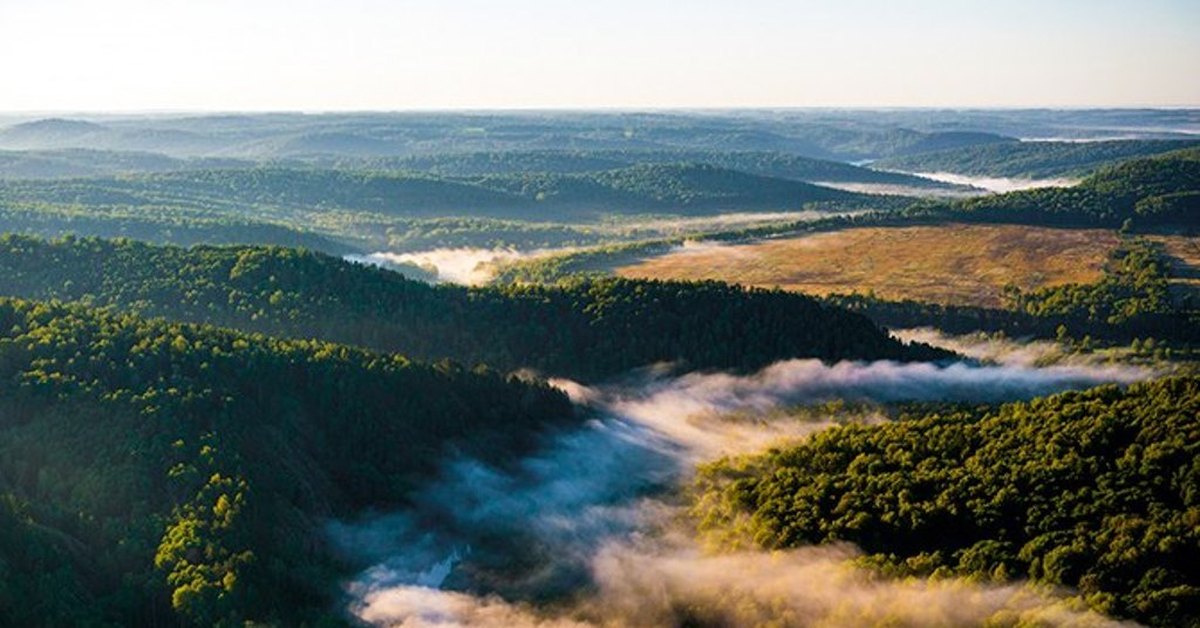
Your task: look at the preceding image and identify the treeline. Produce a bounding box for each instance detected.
[0,297,573,626]
[467,162,898,216]
[0,200,351,256]
[695,376,1200,626]
[492,211,935,285]
[873,138,1200,179]
[0,235,948,381]
[349,149,955,189]
[1007,238,1174,323]
[0,162,901,223]
[918,149,1200,229]
[830,237,1199,345]
[381,216,619,251]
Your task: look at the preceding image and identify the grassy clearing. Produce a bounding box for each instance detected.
[617,223,1120,308]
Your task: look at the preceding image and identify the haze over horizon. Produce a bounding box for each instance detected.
[1,0,1198,112]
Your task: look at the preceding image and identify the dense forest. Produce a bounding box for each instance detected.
[0,162,900,222]
[874,139,1200,179]
[0,163,897,255]
[0,199,351,255]
[0,235,947,380]
[694,376,1200,626]
[347,149,956,189]
[0,297,573,626]
[1006,238,1175,322]
[0,147,954,193]
[925,148,1200,228]
[465,162,902,216]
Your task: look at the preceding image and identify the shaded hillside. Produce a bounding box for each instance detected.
[0,235,949,380]
[467,163,903,216]
[0,199,353,255]
[875,139,1200,179]
[0,163,904,222]
[0,168,523,216]
[0,297,572,626]
[923,149,1200,228]
[352,149,957,189]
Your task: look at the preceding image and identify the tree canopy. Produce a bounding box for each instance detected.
[0,234,948,381]
[696,376,1200,627]
[0,296,572,626]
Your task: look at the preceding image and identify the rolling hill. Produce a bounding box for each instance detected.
[0,296,573,626]
[696,376,1200,626]
[874,139,1200,179]
[0,235,950,380]
[926,148,1200,228]
[0,148,253,179]
[351,149,960,191]
[0,163,907,222]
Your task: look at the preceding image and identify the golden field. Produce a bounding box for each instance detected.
[617,223,1122,308]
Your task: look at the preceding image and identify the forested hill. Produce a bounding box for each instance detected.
[696,376,1200,627]
[0,296,573,626]
[873,139,1200,179]
[925,148,1200,228]
[0,200,352,256]
[0,148,254,179]
[0,167,525,217]
[0,235,948,380]
[348,149,956,189]
[465,162,901,215]
[0,147,956,192]
[0,162,902,222]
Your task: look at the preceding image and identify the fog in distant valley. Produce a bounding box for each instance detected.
[912,171,1081,193]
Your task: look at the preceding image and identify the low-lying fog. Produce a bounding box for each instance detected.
[812,180,982,198]
[329,334,1152,627]
[344,210,864,285]
[347,248,555,285]
[912,171,1081,193]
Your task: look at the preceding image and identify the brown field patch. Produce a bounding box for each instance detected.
[617,223,1121,308]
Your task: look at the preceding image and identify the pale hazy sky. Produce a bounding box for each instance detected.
[1,0,1197,111]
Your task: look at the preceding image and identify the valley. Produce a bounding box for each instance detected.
[0,108,1196,627]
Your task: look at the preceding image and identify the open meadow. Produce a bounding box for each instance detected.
[618,223,1122,307]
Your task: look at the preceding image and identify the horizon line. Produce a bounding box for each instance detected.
[2,104,1200,117]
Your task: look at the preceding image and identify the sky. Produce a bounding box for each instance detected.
[0,0,1197,111]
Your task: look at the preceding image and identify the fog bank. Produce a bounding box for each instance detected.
[347,248,556,285]
[913,171,1081,193]
[893,327,1149,370]
[333,355,1151,626]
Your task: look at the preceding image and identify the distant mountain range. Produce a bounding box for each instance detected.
[0,112,1017,161]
